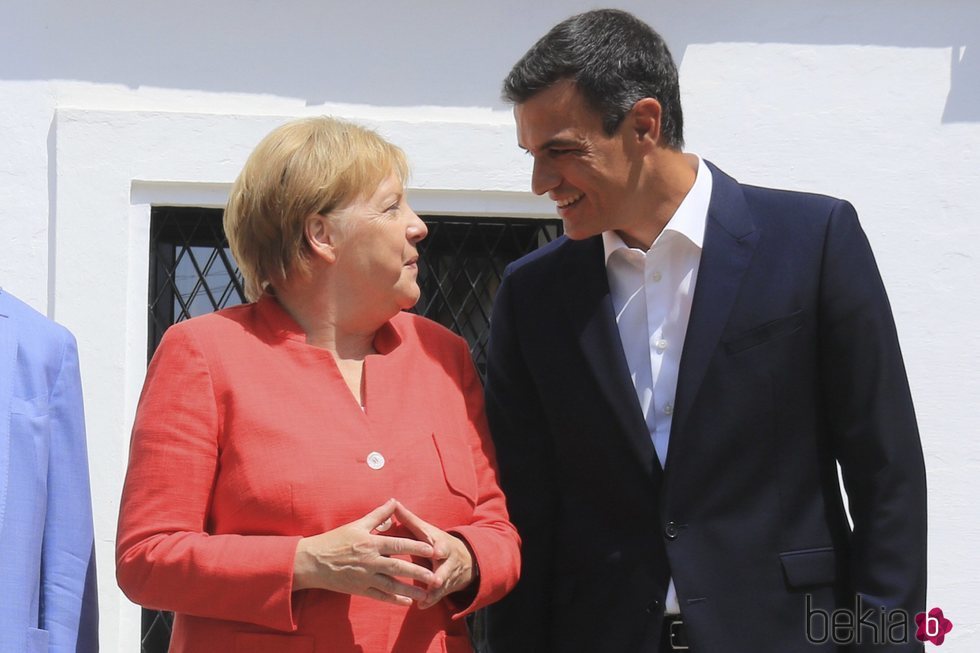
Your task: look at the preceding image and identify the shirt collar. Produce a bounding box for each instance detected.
[603,154,712,264]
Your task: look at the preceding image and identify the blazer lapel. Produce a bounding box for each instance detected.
[669,163,759,452]
[559,238,660,478]
[0,292,16,532]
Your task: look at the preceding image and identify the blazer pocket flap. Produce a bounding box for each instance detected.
[431,433,477,502]
[724,309,804,353]
[26,628,49,653]
[236,633,314,653]
[780,547,838,588]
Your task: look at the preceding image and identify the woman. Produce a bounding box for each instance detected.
[116,117,520,652]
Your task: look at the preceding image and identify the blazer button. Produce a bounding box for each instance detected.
[664,521,679,540]
[367,451,386,470]
[646,599,661,614]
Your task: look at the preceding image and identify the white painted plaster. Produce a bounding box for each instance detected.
[2,1,978,649]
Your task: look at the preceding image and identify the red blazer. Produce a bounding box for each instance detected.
[117,295,520,653]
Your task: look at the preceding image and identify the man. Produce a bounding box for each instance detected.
[484,9,926,653]
[0,288,99,652]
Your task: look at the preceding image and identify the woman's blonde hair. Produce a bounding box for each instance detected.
[224,116,409,301]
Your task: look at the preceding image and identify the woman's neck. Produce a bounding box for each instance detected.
[273,279,380,407]
[272,280,380,361]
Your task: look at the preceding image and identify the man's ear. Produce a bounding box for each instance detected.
[630,98,663,146]
[305,212,337,264]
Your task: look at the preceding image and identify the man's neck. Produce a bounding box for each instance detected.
[616,151,698,250]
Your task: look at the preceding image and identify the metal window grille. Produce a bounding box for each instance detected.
[141,206,561,652]
[147,207,245,361]
[414,216,561,378]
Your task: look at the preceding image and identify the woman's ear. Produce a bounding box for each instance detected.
[305,212,337,264]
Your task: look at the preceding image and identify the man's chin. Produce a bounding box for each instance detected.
[561,223,601,240]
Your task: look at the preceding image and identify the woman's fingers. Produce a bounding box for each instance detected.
[378,551,436,584]
[392,501,436,545]
[294,499,472,607]
[374,533,434,559]
[372,573,429,602]
[356,498,398,530]
[363,586,413,607]
[417,535,476,609]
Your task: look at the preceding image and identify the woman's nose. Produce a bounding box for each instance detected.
[406,205,428,242]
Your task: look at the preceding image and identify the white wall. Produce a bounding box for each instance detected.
[2,1,977,649]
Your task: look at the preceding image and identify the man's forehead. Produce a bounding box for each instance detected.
[514,96,597,151]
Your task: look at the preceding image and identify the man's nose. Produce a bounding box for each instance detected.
[530,158,560,196]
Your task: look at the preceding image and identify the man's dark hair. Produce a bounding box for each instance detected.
[503,8,684,149]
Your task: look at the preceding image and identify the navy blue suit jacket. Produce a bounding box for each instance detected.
[484,163,926,652]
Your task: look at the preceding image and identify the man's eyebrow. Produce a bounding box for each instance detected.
[521,137,581,153]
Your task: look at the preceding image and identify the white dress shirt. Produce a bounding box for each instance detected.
[603,155,712,615]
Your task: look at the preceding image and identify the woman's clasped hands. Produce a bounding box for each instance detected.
[292,498,476,608]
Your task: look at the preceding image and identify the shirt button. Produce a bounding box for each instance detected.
[655,339,668,352]
[665,521,679,540]
[366,451,386,470]
[651,271,663,282]
[663,402,674,416]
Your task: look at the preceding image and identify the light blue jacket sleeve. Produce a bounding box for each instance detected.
[42,332,99,652]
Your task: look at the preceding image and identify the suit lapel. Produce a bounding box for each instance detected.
[0,292,16,531]
[559,238,660,478]
[669,163,759,453]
